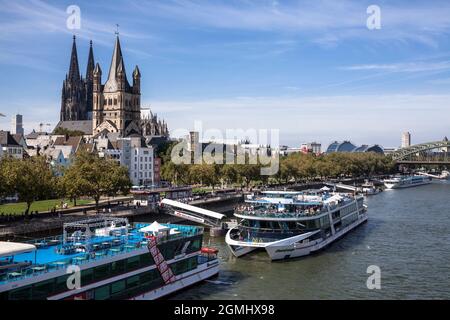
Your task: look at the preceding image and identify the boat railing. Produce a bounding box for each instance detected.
[0,224,203,285]
[235,207,324,218]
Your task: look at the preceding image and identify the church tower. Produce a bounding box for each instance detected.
[92,36,141,136]
[85,40,95,119]
[60,36,95,121]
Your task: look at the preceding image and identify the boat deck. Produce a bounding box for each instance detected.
[0,223,202,286]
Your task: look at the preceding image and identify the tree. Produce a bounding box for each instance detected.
[189,163,221,190]
[63,151,131,209]
[221,165,238,187]
[52,127,85,137]
[59,165,84,207]
[0,159,6,199]
[161,161,190,186]
[235,163,261,189]
[1,156,55,215]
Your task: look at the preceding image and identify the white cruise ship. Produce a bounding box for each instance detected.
[383,175,431,189]
[225,190,367,261]
[0,217,219,300]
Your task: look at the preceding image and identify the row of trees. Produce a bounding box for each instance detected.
[160,147,396,189]
[0,151,131,215]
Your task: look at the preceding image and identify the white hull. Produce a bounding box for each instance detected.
[226,243,258,258]
[131,260,219,300]
[384,180,431,189]
[265,214,367,260]
[226,213,368,261]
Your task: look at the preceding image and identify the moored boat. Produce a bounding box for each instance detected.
[0,217,219,300]
[383,175,431,189]
[226,190,367,261]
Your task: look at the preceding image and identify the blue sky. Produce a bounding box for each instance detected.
[1,0,450,148]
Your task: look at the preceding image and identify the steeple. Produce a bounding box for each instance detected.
[68,35,80,81]
[93,63,102,92]
[104,36,130,92]
[86,40,95,82]
[133,65,141,94]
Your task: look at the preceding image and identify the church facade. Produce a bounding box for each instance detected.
[92,36,142,136]
[60,36,94,122]
[59,35,142,137]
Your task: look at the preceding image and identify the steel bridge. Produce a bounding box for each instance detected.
[390,139,450,165]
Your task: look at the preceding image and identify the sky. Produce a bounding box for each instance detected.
[0,0,450,148]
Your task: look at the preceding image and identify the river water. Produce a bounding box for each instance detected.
[172,181,450,299]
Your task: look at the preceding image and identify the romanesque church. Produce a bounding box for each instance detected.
[56,35,168,139]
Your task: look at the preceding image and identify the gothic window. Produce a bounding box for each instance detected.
[114,98,117,106]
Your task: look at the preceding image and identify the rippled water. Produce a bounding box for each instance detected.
[172,181,450,299]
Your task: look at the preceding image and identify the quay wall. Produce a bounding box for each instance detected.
[0,194,243,240]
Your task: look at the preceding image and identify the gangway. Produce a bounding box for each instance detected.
[160,199,225,228]
[325,183,359,192]
[417,171,450,180]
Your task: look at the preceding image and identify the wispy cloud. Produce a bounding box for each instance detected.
[131,0,450,47]
[0,0,154,44]
[341,61,450,73]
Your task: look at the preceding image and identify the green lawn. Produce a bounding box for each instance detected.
[0,199,94,215]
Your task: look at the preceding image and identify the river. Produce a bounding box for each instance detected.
[171,181,450,299]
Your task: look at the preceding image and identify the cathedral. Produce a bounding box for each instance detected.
[92,36,142,136]
[141,109,169,137]
[60,36,94,121]
[58,35,142,137]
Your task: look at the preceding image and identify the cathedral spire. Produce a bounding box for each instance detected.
[68,35,80,81]
[104,35,130,92]
[86,40,95,82]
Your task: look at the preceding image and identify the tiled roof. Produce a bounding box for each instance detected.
[54,121,93,135]
[0,131,21,146]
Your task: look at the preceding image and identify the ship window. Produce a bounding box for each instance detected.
[139,253,153,267]
[94,264,110,280]
[188,256,198,270]
[127,275,140,289]
[81,268,94,284]
[94,285,110,300]
[32,279,55,300]
[139,271,153,284]
[55,274,69,292]
[9,285,32,300]
[111,280,126,294]
[111,259,126,275]
[127,256,140,270]
[191,239,201,251]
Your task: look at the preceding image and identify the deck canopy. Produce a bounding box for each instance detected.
[323,194,343,204]
[139,221,170,233]
[0,242,36,258]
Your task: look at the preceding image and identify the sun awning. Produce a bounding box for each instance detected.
[0,242,36,258]
[138,221,170,233]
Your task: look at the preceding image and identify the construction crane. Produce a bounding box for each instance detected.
[38,123,51,133]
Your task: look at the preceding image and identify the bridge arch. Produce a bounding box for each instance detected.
[391,140,450,162]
